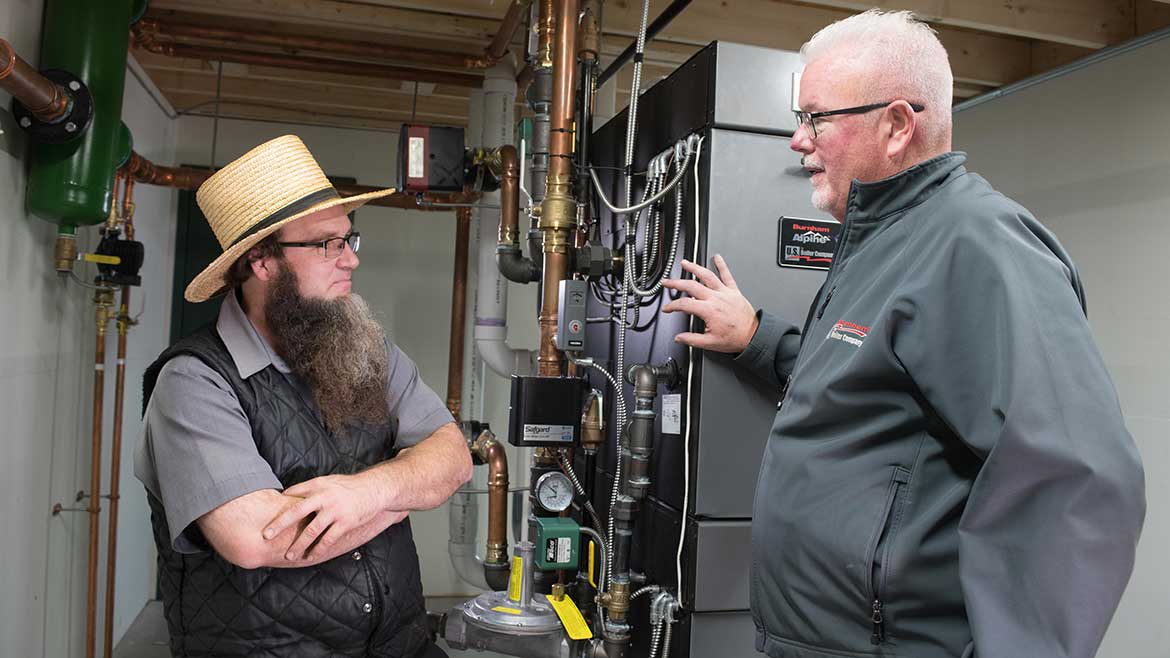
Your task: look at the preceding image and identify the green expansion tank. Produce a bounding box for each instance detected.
[25,0,137,232]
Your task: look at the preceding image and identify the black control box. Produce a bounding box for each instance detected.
[508,376,587,448]
[397,123,466,192]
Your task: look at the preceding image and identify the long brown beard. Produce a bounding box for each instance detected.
[264,265,390,435]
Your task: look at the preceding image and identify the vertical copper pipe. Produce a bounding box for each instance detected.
[87,301,111,658]
[536,0,580,377]
[547,0,579,185]
[0,38,70,123]
[484,439,510,564]
[498,145,520,247]
[446,207,471,421]
[102,174,135,658]
[536,0,556,69]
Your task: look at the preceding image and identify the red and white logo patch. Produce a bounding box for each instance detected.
[827,320,870,347]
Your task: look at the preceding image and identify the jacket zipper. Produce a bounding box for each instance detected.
[815,286,836,320]
[868,466,911,645]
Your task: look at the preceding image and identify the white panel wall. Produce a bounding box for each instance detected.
[954,35,1170,658]
[175,116,539,598]
[0,0,178,654]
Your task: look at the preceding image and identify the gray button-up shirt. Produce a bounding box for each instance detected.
[134,291,453,552]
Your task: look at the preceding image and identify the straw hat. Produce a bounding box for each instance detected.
[185,135,396,302]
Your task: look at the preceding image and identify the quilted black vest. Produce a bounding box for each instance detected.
[143,325,431,657]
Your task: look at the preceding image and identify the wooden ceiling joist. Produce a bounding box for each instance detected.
[139,0,1170,132]
[782,0,1135,49]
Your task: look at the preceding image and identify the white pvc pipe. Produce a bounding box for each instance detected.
[473,58,533,377]
[449,59,533,590]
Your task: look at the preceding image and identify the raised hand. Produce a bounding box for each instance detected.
[662,255,759,354]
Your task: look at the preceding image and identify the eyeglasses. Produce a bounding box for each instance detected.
[276,231,361,260]
[793,101,925,140]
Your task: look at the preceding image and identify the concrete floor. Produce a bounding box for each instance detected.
[113,598,510,658]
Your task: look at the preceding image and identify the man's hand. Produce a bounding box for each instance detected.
[263,472,398,561]
[662,255,759,354]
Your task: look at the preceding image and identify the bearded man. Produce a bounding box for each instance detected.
[135,135,472,658]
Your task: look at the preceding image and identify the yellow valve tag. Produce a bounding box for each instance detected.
[491,606,522,615]
[588,541,596,588]
[546,594,592,640]
[508,556,523,602]
[82,253,121,265]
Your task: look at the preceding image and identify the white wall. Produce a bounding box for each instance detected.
[0,0,178,654]
[175,116,539,598]
[954,35,1170,658]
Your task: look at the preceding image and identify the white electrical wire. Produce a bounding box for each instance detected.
[675,135,703,603]
[519,137,533,207]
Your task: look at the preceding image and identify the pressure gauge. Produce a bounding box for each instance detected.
[534,471,575,513]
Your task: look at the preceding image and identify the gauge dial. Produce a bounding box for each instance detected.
[535,471,574,513]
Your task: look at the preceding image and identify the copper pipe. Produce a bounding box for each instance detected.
[125,152,212,189]
[102,289,129,658]
[473,434,510,566]
[335,184,481,211]
[498,145,520,247]
[131,33,482,88]
[479,0,534,67]
[102,174,136,658]
[536,0,557,69]
[87,292,114,658]
[547,0,579,185]
[536,0,580,377]
[445,207,471,421]
[0,38,70,123]
[142,1,528,72]
[123,151,479,211]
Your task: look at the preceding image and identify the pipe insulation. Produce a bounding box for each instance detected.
[474,59,535,377]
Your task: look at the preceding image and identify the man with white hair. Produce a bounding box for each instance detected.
[663,10,1144,658]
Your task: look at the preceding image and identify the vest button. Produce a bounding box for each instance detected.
[352,551,362,561]
[363,602,373,613]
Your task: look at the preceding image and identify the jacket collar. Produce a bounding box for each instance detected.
[844,151,967,223]
[216,289,292,378]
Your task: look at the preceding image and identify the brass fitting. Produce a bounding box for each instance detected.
[116,301,137,337]
[105,201,120,232]
[470,429,494,460]
[551,583,566,602]
[486,541,508,565]
[540,178,577,256]
[54,234,78,273]
[579,5,600,61]
[534,446,561,465]
[581,391,604,453]
[94,290,116,337]
[499,226,519,246]
[606,581,631,622]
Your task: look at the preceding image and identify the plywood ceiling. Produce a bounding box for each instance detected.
[135,0,1170,132]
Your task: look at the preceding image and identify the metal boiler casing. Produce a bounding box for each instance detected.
[585,42,834,657]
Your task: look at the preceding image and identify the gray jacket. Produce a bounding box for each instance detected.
[737,153,1145,658]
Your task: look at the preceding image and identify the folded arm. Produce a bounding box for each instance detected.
[196,489,407,569]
